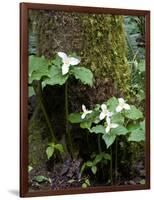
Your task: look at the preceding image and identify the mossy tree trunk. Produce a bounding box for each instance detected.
[28,10,131,166]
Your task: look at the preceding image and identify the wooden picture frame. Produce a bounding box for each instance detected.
[20,2,150,197]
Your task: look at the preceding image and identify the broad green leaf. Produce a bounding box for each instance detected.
[28,86,35,97]
[90,125,105,134]
[43,65,68,86]
[102,132,116,148]
[124,105,143,120]
[30,68,50,82]
[140,120,145,132]
[80,121,92,129]
[91,165,97,174]
[93,154,103,165]
[111,125,128,136]
[33,175,49,183]
[86,161,93,167]
[128,128,145,142]
[127,123,140,132]
[29,55,49,76]
[111,113,124,124]
[70,66,93,86]
[51,56,62,67]
[82,183,87,188]
[46,146,54,159]
[102,153,111,160]
[68,113,82,123]
[107,97,118,112]
[54,144,64,153]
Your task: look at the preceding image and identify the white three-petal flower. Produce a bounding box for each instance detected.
[116,98,130,113]
[57,52,80,75]
[105,117,118,133]
[81,104,92,119]
[99,104,113,121]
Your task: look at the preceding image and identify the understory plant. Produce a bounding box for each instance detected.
[68,96,145,184]
[29,52,93,159]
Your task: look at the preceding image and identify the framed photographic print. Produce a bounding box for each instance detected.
[20,2,150,197]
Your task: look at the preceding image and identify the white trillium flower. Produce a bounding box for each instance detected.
[99,104,113,121]
[57,52,80,75]
[81,104,92,119]
[105,117,118,133]
[116,98,130,113]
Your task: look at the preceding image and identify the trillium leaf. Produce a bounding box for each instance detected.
[124,105,143,120]
[80,121,92,129]
[102,132,116,148]
[68,113,82,123]
[43,65,68,86]
[70,66,93,86]
[111,113,124,124]
[128,128,145,142]
[91,165,97,174]
[107,97,118,112]
[90,125,105,134]
[28,86,35,97]
[30,68,50,82]
[46,146,54,159]
[29,55,49,76]
[111,125,128,136]
[127,123,140,131]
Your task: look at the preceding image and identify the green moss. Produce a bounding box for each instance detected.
[28,105,49,166]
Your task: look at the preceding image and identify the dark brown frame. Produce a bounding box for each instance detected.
[20,2,150,197]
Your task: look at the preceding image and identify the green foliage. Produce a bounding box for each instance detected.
[69,96,144,149]
[90,125,105,134]
[124,105,143,120]
[46,143,64,160]
[33,175,51,183]
[70,66,93,86]
[81,152,111,175]
[29,55,49,76]
[128,121,145,142]
[82,178,91,188]
[43,65,69,86]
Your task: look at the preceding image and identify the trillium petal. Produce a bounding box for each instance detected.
[116,105,123,113]
[87,110,92,114]
[106,116,111,125]
[105,126,110,133]
[99,112,105,120]
[111,123,118,128]
[82,104,87,112]
[68,57,80,66]
[118,98,125,104]
[124,103,130,110]
[58,52,68,62]
[62,64,70,75]
[101,104,107,111]
[81,113,86,119]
